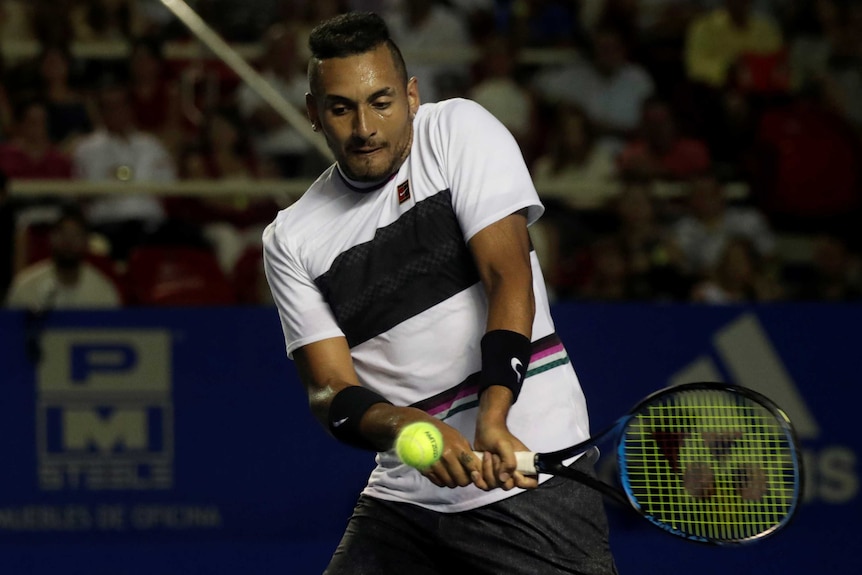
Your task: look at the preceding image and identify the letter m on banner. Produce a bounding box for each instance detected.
[36,330,173,491]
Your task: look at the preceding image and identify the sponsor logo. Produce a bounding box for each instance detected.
[397,180,411,204]
[36,330,173,491]
[672,313,857,504]
[511,357,525,382]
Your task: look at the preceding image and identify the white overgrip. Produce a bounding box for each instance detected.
[472,451,538,475]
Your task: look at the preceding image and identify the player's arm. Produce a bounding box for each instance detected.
[468,209,539,490]
[293,336,491,490]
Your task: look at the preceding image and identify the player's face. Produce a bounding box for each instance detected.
[308,44,420,182]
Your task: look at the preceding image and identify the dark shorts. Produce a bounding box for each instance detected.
[325,451,619,575]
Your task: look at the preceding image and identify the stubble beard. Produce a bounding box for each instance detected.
[338,125,413,183]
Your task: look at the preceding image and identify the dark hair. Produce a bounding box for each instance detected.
[130,35,165,62]
[52,203,88,231]
[307,12,407,90]
[12,96,48,123]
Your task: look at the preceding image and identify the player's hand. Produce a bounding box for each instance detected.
[419,421,489,490]
[473,423,539,491]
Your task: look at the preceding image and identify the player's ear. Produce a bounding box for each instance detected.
[306,93,320,131]
[407,77,420,117]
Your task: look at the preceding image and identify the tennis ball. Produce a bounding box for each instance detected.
[396,422,443,469]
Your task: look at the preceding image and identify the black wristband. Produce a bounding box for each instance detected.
[328,386,392,451]
[478,329,532,402]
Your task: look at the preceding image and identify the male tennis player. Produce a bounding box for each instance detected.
[263,12,618,574]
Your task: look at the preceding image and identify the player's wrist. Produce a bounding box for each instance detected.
[327,385,393,451]
[478,329,531,403]
[476,386,512,426]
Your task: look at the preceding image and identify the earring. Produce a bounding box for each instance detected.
[311,123,318,132]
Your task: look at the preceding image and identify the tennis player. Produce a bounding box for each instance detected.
[263,12,618,574]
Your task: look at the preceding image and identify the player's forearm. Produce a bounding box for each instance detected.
[358,404,433,451]
[477,275,534,424]
[484,273,535,338]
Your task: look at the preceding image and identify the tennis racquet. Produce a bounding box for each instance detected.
[477,382,803,545]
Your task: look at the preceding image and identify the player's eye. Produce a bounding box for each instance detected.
[372,100,392,110]
[330,105,349,116]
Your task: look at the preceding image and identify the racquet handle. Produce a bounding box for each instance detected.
[472,451,538,475]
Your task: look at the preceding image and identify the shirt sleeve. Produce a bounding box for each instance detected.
[262,217,344,358]
[435,99,544,242]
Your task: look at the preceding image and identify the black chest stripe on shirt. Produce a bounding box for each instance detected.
[314,189,480,347]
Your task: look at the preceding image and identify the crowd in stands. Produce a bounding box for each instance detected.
[1,0,861,310]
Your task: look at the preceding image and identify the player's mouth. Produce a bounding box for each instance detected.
[350,143,385,156]
[352,148,382,157]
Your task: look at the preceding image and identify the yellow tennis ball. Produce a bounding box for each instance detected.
[396,422,443,469]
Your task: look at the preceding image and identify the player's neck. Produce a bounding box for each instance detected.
[336,164,398,193]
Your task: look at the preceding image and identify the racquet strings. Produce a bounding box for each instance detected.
[620,387,799,542]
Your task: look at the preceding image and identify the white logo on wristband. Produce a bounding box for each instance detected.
[511,358,525,381]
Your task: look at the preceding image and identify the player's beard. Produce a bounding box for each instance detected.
[337,126,413,183]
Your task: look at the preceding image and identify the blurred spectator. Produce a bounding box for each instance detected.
[0,98,74,179]
[195,0,283,42]
[502,0,588,49]
[34,44,94,149]
[793,234,862,301]
[468,34,538,158]
[788,0,842,93]
[171,107,278,274]
[532,25,654,149]
[684,0,784,89]
[296,0,351,57]
[576,236,632,300]
[622,0,706,99]
[593,0,641,52]
[628,0,705,40]
[127,35,181,152]
[73,81,175,259]
[690,236,783,303]
[532,103,619,205]
[385,0,472,102]
[134,0,175,37]
[0,53,11,140]
[0,170,13,301]
[813,2,862,130]
[31,0,74,47]
[749,86,861,238]
[185,106,260,181]
[672,173,777,276]
[4,203,122,310]
[609,180,691,300]
[70,0,147,42]
[0,0,35,42]
[618,96,711,180]
[237,23,314,178]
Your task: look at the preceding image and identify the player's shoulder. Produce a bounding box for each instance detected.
[416,98,504,143]
[12,260,53,285]
[419,98,492,123]
[262,166,338,247]
[73,130,109,154]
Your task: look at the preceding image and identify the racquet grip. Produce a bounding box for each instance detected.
[472,451,538,475]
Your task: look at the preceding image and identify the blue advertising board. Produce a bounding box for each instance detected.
[0,304,859,574]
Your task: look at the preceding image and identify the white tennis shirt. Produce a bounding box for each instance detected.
[263,98,590,512]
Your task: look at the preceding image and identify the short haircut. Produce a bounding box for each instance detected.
[52,203,88,231]
[307,12,408,93]
[12,96,47,123]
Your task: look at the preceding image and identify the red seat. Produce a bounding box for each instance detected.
[127,246,236,306]
[752,101,861,218]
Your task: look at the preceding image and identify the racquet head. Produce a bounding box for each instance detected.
[618,382,803,544]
